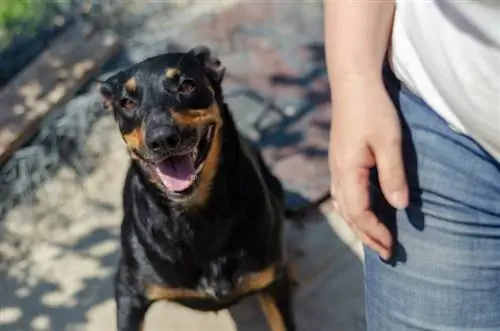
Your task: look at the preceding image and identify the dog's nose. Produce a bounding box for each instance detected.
[145,127,181,152]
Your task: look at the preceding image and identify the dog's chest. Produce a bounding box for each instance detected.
[195,256,251,298]
[146,256,277,302]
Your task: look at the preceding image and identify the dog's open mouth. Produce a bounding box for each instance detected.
[153,126,214,194]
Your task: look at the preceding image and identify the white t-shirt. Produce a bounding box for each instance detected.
[390,0,500,161]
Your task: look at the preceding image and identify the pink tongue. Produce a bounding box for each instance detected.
[155,154,195,192]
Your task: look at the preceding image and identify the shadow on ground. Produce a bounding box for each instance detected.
[0,209,122,331]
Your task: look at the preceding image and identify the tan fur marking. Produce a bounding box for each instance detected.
[169,103,223,129]
[190,126,221,206]
[125,77,136,92]
[145,264,277,302]
[165,68,180,78]
[146,285,207,301]
[258,293,287,331]
[170,103,223,207]
[123,127,144,150]
[234,264,276,296]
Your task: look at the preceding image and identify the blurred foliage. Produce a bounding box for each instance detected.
[0,0,58,48]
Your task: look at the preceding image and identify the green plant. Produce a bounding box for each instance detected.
[0,0,51,48]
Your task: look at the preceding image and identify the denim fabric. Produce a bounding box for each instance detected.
[364,68,500,330]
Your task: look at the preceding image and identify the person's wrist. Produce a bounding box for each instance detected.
[328,61,384,92]
[332,66,383,87]
[329,73,386,108]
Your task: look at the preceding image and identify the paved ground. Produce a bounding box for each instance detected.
[0,1,366,330]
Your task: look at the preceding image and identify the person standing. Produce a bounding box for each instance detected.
[323,1,500,329]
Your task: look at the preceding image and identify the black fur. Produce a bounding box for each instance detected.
[99,46,297,331]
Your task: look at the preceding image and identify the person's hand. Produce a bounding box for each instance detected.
[329,79,409,260]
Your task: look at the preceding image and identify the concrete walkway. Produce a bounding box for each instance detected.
[0,1,366,330]
[1,162,365,330]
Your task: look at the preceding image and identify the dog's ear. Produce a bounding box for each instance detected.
[189,46,226,84]
[98,80,114,101]
[97,69,124,109]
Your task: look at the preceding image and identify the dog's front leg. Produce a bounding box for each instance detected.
[116,294,150,331]
[115,268,150,331]
[258,271,297,331]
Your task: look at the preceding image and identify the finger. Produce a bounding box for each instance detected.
[373,135,409,210]
[349,221,391,260]
[355,213,392,260]
[336,188,391,260]
[337,168,393,251]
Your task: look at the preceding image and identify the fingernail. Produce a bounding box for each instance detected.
[376,248,389,260]
[390,190,407,209]
[380,251,391,261]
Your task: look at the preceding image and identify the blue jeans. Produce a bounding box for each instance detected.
[365,67,500,330]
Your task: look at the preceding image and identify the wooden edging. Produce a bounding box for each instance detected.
[0,21,121,165]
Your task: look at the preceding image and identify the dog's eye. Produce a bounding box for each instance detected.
[178,79,195,94]
[120,98,135,111]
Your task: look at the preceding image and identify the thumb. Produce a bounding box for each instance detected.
[373,138,409,210]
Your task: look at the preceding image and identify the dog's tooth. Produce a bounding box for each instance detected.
[196,162,204,173]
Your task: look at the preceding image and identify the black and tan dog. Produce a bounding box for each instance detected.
[98,46,298,331]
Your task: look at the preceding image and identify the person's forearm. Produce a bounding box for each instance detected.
[324,0,395,92]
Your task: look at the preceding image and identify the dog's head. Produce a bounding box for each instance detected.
[99,46,226,203]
